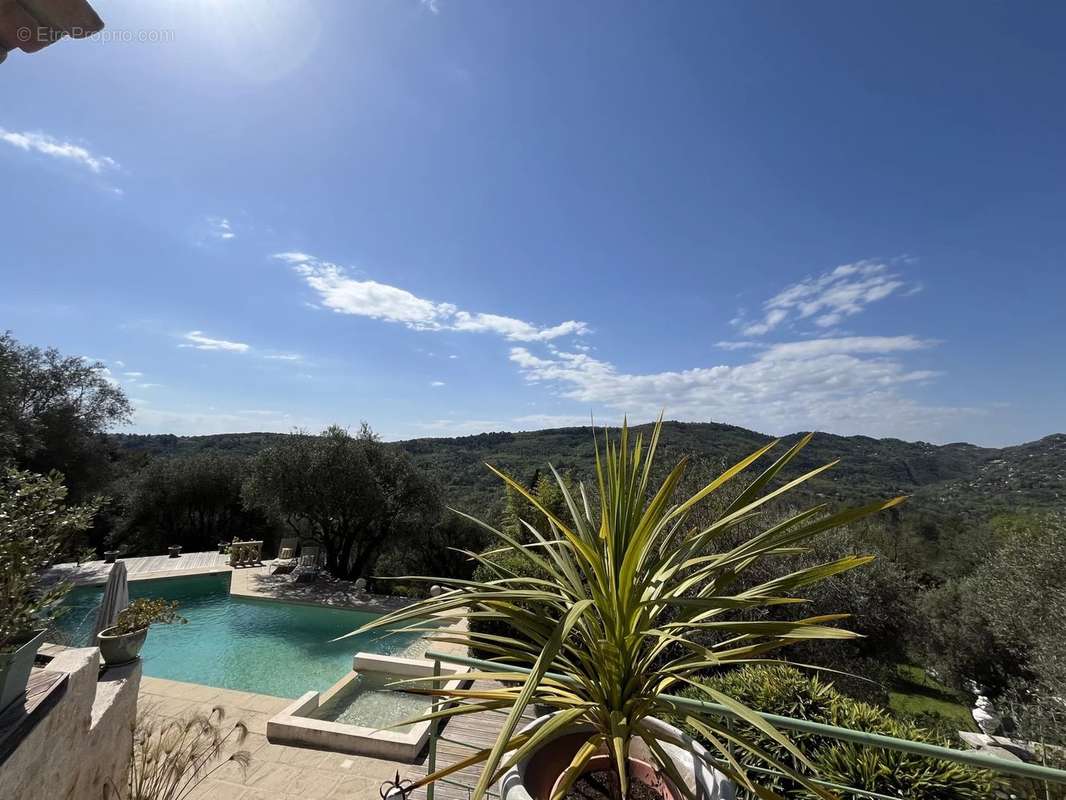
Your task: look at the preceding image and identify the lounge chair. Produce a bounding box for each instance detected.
[293,545,321,583]
[271,537,299,573]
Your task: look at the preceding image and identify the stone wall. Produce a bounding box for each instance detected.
[0,647,141,800]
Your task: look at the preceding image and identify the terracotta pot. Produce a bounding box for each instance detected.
[0,629,47,712]
[549,752,680,800]
[499,715,734,800]
[97,626,148,666]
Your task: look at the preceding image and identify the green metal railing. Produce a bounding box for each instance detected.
[422,649,1066,800]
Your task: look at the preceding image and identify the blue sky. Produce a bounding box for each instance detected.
[2,1,1063,446]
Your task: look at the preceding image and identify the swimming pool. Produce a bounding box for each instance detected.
[52,573,425,699]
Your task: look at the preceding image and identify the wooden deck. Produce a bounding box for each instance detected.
[47,550,230,586]
[0,668,68,766]
[414,685,536,800]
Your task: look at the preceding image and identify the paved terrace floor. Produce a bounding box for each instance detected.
[51,550,481,799]
[141,673,524,800]
[141,675,396,800]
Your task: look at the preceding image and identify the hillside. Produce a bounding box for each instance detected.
[110,422,1063,523]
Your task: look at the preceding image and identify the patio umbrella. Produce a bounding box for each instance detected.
[92,561,129,640]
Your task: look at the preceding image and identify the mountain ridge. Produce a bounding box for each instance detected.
[109,421,1064,523]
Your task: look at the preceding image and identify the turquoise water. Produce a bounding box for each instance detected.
[53,573,422,698]
[309,672,428,732]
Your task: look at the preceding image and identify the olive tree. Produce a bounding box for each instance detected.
[117,452,269,554]
[242,426,441,580]
[1,468,97,651]
[0,331,131,499]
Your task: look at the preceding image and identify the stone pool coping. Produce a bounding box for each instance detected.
[50,550,449,618]
[267,653,470,762]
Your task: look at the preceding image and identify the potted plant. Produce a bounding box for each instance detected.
[168,544,182,558]
[98,598,186,666]
[352,419,903,800]
[1,468,97,711]
[104,549,119,564]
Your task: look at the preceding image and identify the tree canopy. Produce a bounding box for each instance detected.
[1,467,98,649]
[242,426,441,580]
[0,331,130,499]
[116,451,269,554]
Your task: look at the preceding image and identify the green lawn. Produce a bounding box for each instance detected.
[887,663,977,732]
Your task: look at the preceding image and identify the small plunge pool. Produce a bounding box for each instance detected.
[308,671,429,732]
[267,653,470,761]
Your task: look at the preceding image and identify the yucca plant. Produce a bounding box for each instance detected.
[350,418,903,800]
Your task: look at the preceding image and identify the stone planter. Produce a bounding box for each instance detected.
[97,626,148,666]
[103,550,119,564]
[168,545,181,558]
[0,629,47,712]
[499,714,733,800]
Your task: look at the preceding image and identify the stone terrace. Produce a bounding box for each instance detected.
[49,550,418,615]
[48,550,477,799]
[49,550,231,586]
[141,673,523,800]
[141,676,401,800]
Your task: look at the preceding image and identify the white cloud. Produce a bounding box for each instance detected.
[275,252,588,343]
[179,331,251,353]
[508,335,966,439]
[208,217,236,240]
[123,371,144,378]
[0,128,118,174]
[450,312,589,342]
[274,252,315,265]
[448,354,459,359]
[420,0,440,14]
[715,340,762,351]
[114,360,126,368]
[263,353,303,361]
[761,335,933,360]
[737,261,911,336]
[430,381,446,387]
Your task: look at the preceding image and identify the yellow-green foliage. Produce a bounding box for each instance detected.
[354,419,904,800]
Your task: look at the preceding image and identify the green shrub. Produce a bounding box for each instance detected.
[0,467,97,652]
[113,598,186,635]
[679,665,997,799]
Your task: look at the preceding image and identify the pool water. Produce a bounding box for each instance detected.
[309,672,428,733]
[52,573,423,698]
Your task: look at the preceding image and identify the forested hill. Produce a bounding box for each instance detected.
[110,423,1065,521]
